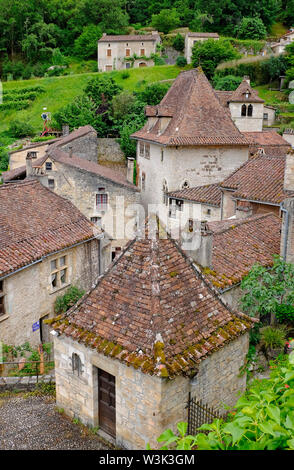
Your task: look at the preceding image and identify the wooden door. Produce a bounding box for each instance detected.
[98,368,116,437]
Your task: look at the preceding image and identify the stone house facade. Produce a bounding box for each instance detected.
[271,29,294,54]
[0,180,102,347]
[51,217,253,449]
[185,32,219,64]
[98,33,161,72]
[131,68,251,210]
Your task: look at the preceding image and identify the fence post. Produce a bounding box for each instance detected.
[187,392,191,435]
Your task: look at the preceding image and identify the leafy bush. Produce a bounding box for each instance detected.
[135,82,171,105]
[74,24,102,59]
[8,119,34,138]
[0,147,9,172]
[121,71,130,79]
[156,352,294,450]
[54,286,85,314]
[191,38,241,78]
[213,74,243,90]
[276,304,294,324]
[151,9,180,34]
[236,16,267,40]
[172,33,185,52]
[260,326,287,351]
[176,56,187,67]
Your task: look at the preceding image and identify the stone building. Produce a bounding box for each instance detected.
[8,125,98,172]
[51,217,253,449]
[131,68,251,209]
[271,29,294,54]
[185,32,219,64]
[0,180,103,347]
[220,151,294,219]
[98,32,161,71]
[185,214,281,310]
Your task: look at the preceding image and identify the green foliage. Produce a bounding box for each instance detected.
[172,33,185,52]
[0,147,9,172]
[25,381,56,397]
[156,352,294,450]
[240,255,294,323]
[54,286,85,314]
[74,25,102,59]
[213,74,243,90]
[151,9,180,34]
[235,16,267,40]
[84,75,123,106]
[276,304,294,324]
[176,56,187,67]
[8,119,34,138]
[135,82,171,105]
[111,90,135,121]
[191,38,240,78]
[260,326,288,350]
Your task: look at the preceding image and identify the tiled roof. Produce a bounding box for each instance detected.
[1,165,27,182]
[47,148,139,191]
[244,131,291,158]
[187,32,219,38]
[229,79,264,103]
[98,34,160,42]
[51,217,253,378]
[50,125,96,149]
[131,68,250,147]
[220,154,294,204]
[9,137,61,155]
[0,180,101,278]
[203,213,281,289]
[167,184,222,207]
[214,90,233,108]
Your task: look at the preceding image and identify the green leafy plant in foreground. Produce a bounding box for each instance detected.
[155,352,294,450]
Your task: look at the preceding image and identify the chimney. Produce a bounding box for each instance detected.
[62,124,70,136]
[68,146,73,158]
[184,221,213,268]
[127,158,135,184]
[26,152,34,177]
[243,75,250,85]
[284,148,294,191]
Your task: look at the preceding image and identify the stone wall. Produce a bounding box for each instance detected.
[97,138,125,163]
[0,239,99,347]
[137,143,249,209]
[9,141,53,170]
[0,374,54,391]
[281,197,294,263]
[229,102,264,132]
[54,332,249,450]
[60,131,98,163]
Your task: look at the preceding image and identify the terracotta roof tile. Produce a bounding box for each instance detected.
[229,79,264,103]
[167,184,221,206]
[98,34,160,42]
[187,32,219,38]
[0,180,101,278]
[244,131,291,157]
[52,216,254,378]
[131,68,250,147]
[203,213,281,289]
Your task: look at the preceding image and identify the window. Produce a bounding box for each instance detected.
[139,141,145,156]
[241,104,247,116]
[50,256,68,290]
[145,143,150,159]
[96,187,108,211]
[161,149,164,162]
[105,65,113,71]
[169,198,183,218]
[46,161,52,171]
[126,48,131,57]
[126,62,131,69]
[263,113,268,121]
[111,247,121,261]
[162,179,168,205]
[48,178,55,189]
[91,216,102,227]
[0,280,5,316]
[188,219,194,233]
[107,49,112,57]
[247,104,253,117]
[206,208,211,216]
[140,48,145,56]
[141,172,146,191]
[72,353,82,376]
[139,142,150,159]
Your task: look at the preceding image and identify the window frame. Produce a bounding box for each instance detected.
[96,188,108,212]
[50,255,68,291]
[0,280,5,317]
[72,353,83,376]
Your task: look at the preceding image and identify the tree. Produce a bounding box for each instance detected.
[111,90,135,121]
[189,10,213,32]
[213,75,243,90]
[191,38,240,78]
[236,16,267,40]
[172,33,185,52]
[135,82,171,105]
[240,255,294,324]
[84,75,122,106]
[74,24,102,59]
[151,8,180,34]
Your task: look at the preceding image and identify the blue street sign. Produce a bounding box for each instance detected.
[32,321,40,332]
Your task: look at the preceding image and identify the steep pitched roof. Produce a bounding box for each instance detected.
[131,68,250,147]
[214,90,233,108]
[167,184,222,207]
[229,79,264,103]
[51,217,253,378]
[220,154,294,204]
[202,213,281,290]
[0,180,101,278]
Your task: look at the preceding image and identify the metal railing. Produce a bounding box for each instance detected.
[187,393,228,435]
[0,360,54,381]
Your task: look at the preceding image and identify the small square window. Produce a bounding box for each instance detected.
[60,269,67,284]
[51,260,57,271]
[48,178,55,189]
[46,162,52,171]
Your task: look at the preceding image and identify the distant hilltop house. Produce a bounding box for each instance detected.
[185,32,219,64]
[271,28,294,54]
[97,32,161,71]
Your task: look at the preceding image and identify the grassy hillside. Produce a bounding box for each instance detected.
[0,65,184,136]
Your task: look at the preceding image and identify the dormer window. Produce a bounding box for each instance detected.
[46,162,52,171]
